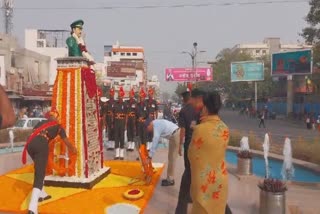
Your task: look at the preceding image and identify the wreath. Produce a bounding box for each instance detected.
[46,136,77,176]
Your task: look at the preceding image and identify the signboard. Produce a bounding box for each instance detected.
[230,61,264,82]
[271,50,312,76]
[0,56,5,86]
[165,68,213,82]
[106,61,137,78]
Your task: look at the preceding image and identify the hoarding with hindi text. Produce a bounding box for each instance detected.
[230,61,264,82]
[106,61,137,79]
[165,67,213,82]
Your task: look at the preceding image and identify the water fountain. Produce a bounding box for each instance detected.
[281,137,295,181]
[263,133,270,178]
[259,133,287,214]
[237,136,252,175]
[240,136,250,151]
[8,128,14,152]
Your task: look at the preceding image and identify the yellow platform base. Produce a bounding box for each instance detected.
[0,161,164,214]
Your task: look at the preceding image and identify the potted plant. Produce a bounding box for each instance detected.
[258,178,287,214]
[237,137,253,175]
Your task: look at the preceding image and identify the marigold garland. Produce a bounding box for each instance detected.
[68,70,76,176]
[76,69,83,177]
[81,68,89,178]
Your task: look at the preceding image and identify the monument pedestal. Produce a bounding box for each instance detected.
[45,57,110,189]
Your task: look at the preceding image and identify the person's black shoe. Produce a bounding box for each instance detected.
[114,157,120,160]
[136,157,140,161]
[39,195,52,202]
[161,179,175,186]
[28,211,35,214]
[119,157,124,160]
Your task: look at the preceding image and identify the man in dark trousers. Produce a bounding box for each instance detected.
[0,84,15,129]
[22,109,77,214]
[113,87,127,160]
[104,88,116,150]
[126,88,136,151]
[175,89,201,214]
[146,87,158,150]
[136,88,148,159]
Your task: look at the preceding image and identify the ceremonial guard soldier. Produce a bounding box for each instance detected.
[104,88,115,150]
[136,88,148,150]
[113,87,127,160]
[126,88,137,152]
[146,87,158,150]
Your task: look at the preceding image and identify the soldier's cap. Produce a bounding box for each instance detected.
[191,88,206,97]
[45,108,59,119]
[70,20,84,29]
[180,90,190,98]
[144,118,153,128]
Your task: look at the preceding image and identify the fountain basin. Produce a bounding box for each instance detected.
[226,148,320,183]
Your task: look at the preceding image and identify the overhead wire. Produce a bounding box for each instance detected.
[13,0,308,10]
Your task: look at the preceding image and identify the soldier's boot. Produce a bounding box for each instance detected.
[114,148,120,160]
[106,141,113,151]
[39,187,51,202]
[120,149,125,160]
[130,142,135,151]
[127,142,131,151]
[28,188,41,214]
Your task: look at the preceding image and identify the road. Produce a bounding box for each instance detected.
[219,109,320,143]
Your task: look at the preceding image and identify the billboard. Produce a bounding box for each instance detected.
[230,61,264,82]
[106,61,137,79]
[0,56,5,86]
[165,67,213,82]
[271,50,312,76]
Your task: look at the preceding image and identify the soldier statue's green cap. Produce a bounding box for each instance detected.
[70,20,84,29]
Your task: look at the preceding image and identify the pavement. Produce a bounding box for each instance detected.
[220,109,320,143]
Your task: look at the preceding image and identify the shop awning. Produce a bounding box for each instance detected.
[22,96,52,101]
[8,94,22,99]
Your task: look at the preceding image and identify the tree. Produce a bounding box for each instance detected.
[301,0,320,94]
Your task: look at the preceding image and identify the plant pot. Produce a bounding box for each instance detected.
[237,157,252,175]
[259,190,286,214]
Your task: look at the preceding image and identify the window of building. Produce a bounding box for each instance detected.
[133,53,138,56]
[256,50,260,54]
[113,52,117,55]
[262,50,267,54]
[126,53,131,56]
[37,40,44,48]
[121,53,125,56]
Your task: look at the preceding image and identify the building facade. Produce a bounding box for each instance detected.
[103,41,147,95]
[232,37,312,58]
[0,33,51,111]
[25,29,69,85]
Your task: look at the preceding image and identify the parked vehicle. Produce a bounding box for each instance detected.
[13,118,47,129]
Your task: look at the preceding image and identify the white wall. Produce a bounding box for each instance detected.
[0,56,5,86]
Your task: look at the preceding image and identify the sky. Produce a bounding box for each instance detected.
[1,0,311,94]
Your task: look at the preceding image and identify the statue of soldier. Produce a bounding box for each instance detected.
[146,87,158,150]
[126,88,137,152]
[66,19,95,64]
[113,87,127,160]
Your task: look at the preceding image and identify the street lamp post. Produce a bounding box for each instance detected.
[182,42,206,87]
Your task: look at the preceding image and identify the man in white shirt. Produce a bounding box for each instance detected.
[145,118,180,186]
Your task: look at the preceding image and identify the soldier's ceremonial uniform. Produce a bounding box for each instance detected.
[136,88,148,148]
[146,87,158,150]
[126,88,136,151]
[105,88,115,150]
[113,87,127,160]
